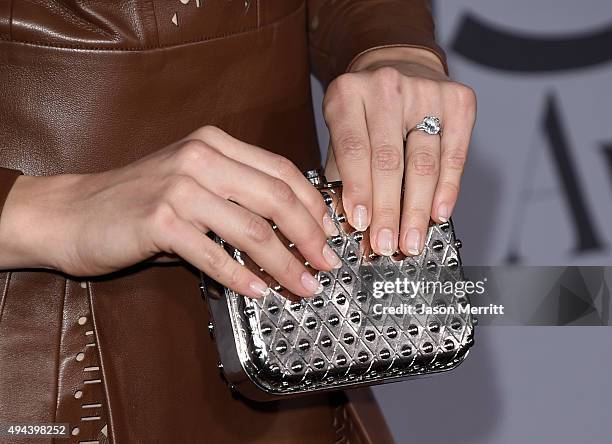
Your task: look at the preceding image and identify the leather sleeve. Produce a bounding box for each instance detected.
[307,0,447,85]
[0,168,22,220]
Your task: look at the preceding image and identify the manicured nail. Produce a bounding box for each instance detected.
[249,280,270,298]
[353,205,369,231]
[301,272,323,295]
[377,228,395,256]
[438,203,449,222]
[405,229,421,255]
[323,244,342,269]
[322,214,339,236]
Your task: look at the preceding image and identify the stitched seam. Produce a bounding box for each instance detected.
[52,278,68,434]
[0,1,304,52]
[88,283,115,444]
[149,0,160,47]
[0,272,12,325]
[8,0,13,40]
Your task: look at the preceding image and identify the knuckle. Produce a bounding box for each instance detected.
[165,175,197,202]
[343,180,367,200]
[336,135,369,161]
[282,255,301,277]
[439,179,460,196]
[176,139,215,170]
[226,264,243,289]
[374,66,401,87]
[409,150,439,176]
[274,156,300,183]
[149,202,177,233]
[443,149,467,171]
[372,146,402,172]
[453,83,477,110]
[329,73,358,95]
[270,178,297,206]
[202,244,231,276]
[412,77,440,97]
[374,205,398,223]
[405,206,430,224]
[244,215,274,244]
[197,125,224,140]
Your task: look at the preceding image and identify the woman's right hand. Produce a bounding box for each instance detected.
[0,126,341,298]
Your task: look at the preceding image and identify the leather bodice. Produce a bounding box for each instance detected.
[0,1,443,442]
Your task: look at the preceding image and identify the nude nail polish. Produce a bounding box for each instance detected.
[405,229,421,256]
[323,244,342,268]
[377,228,395,256]
[353,205,369,231]
[322,214,339,236]
[301,272,323,295]
[438,203,449,222]
[249,281,270,298]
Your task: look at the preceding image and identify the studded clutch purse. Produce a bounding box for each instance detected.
[202,170,475,401]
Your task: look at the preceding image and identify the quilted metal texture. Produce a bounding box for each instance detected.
[204,174,475,401]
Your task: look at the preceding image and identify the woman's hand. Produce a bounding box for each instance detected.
[323,47,477,256]
[0,126,341,298]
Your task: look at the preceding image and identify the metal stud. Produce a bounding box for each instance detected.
[313,358,325,369]
[276,341,288,354]
[343,333,354,344]
[305,317,317,330]
[386,326,398,339]
[443,339,455,351]
[321,336,332,347]
[328,315,340,326]
[298,339,310,351]
[407,324,419,336]
[400,345,412,357]
[422,342,434,353]
[282,321,295,333]
[365,329,376,341]
[432,240,444,251]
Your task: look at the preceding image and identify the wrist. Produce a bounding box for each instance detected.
[350,46,447,76]
[0,174,82,270]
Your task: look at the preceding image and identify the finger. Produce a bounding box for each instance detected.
[185,127,336,237]
[365,74,405,256]
[432,85,476,222]
[158,212,269,299]
[170,183,325,298]
[170,147,339,272]
[400,130,441,256]
[324,76,372,231]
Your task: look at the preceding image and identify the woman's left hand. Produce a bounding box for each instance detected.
[323,47,477,257]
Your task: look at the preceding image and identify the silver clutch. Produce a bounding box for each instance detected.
[202,170,475,401]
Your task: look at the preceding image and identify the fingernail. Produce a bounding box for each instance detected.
[377,228,395,256]
[322,214,339,236]
[249,280,270,298]
[405,229,421,256]
[438,203,449,222]
[301,272,323,295]
[353,205,369,231]
[323,244,342,269]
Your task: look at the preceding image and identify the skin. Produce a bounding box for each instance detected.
[0,47,476,299]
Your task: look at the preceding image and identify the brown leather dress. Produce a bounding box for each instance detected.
[0,1,445,443]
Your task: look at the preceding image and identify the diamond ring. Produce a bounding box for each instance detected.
[413,116,442,136]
